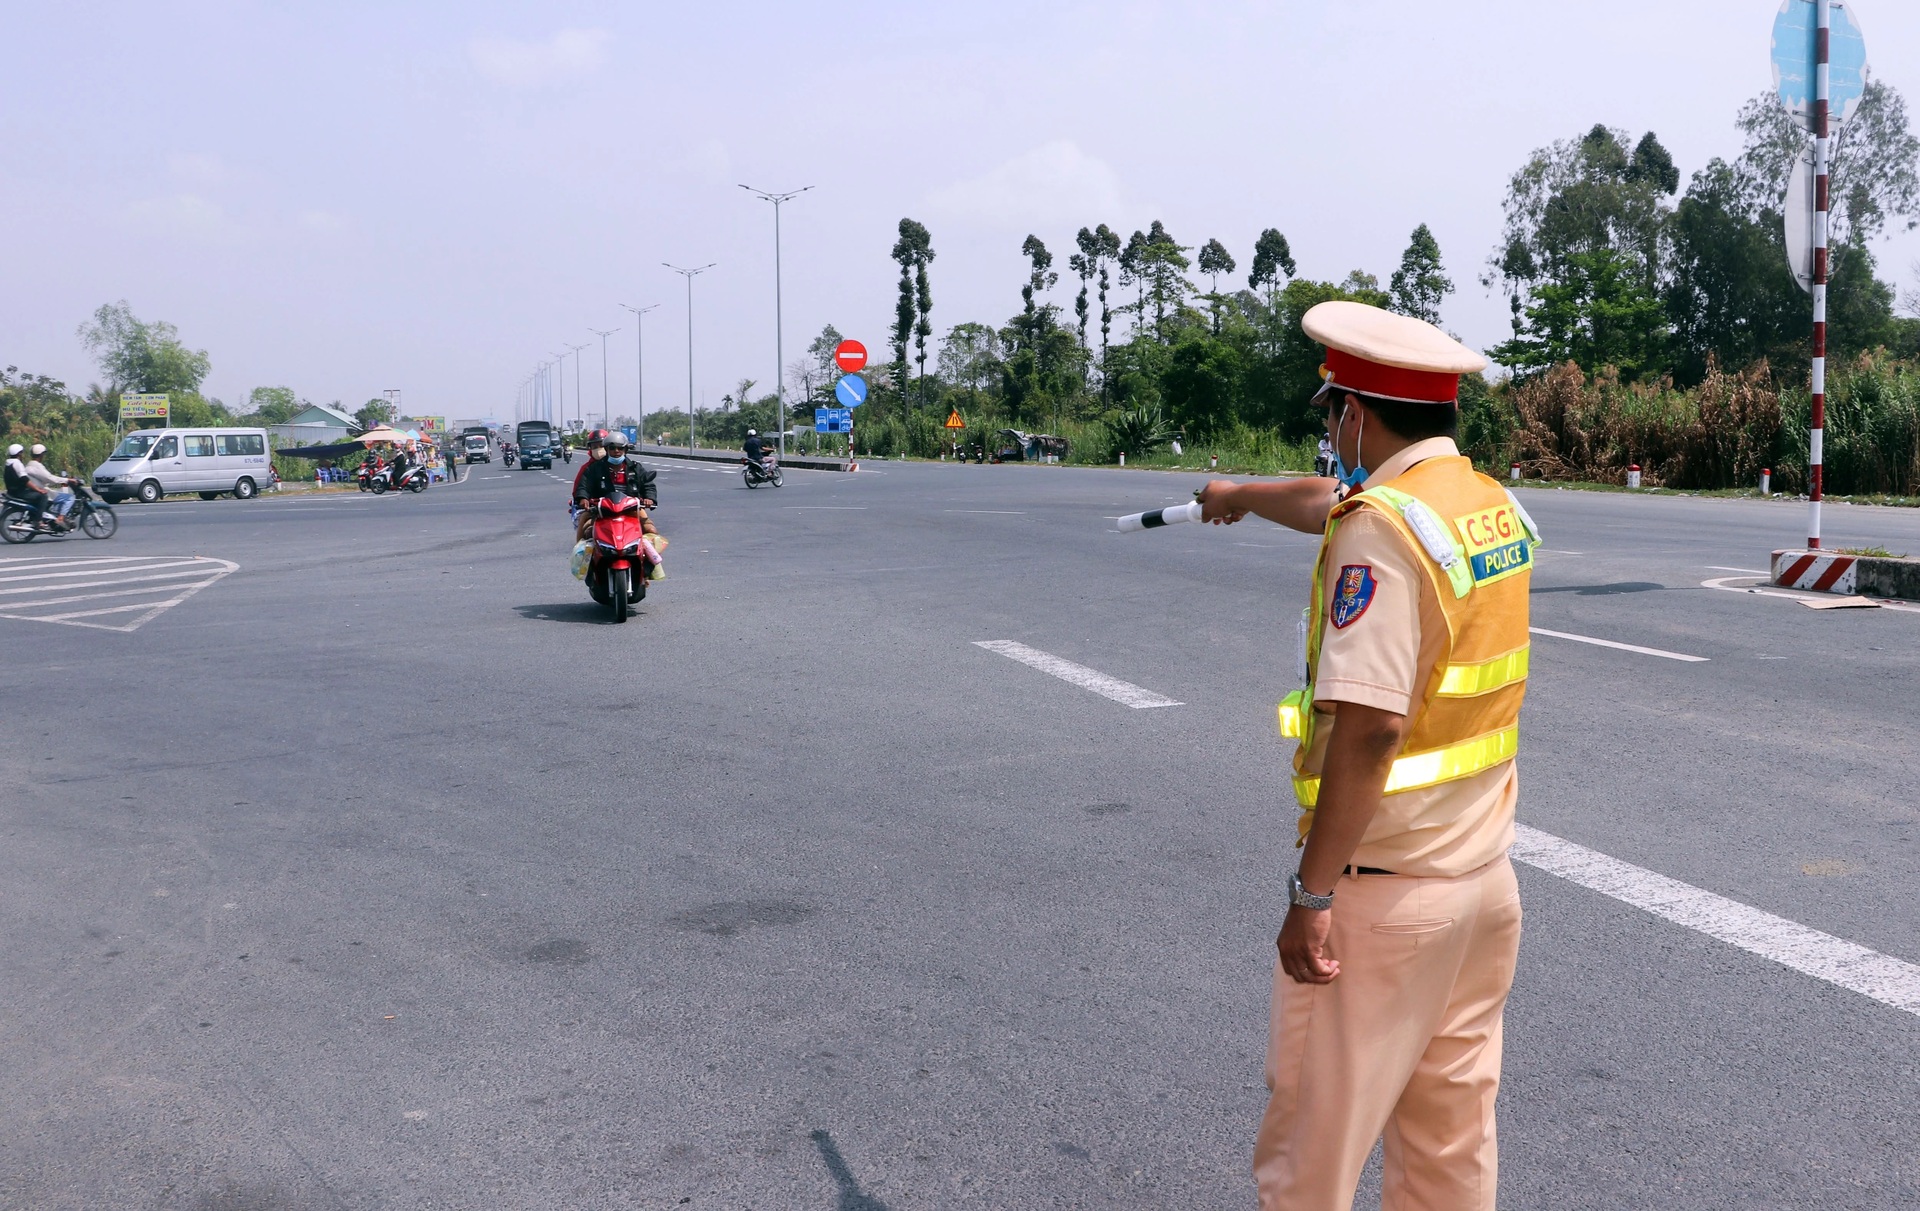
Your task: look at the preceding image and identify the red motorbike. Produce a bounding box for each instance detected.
[583,490,648,622]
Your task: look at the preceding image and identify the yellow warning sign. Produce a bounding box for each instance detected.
[944,410,966,430]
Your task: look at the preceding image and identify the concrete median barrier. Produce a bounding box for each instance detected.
[637,445,853,472]
[1772,548,1920,601]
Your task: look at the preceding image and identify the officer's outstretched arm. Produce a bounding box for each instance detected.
[1196,477,1337,534]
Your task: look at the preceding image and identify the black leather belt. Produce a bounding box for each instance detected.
[1345,865,1397,876]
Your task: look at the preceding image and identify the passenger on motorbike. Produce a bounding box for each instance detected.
[569,432,608,535]
[386,447,412,488]
[5,444,54,530]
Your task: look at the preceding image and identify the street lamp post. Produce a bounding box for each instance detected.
[620,303,659,445]
[740,184,813,457]
[590,327,620,432]
[663,262,715,450]
[550,353,569,430]
[566,344,589,432]
[384,389,401,426]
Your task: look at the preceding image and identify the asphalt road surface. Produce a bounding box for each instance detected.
[3,458,1917,1210]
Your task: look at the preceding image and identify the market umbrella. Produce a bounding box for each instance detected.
[356,426,404,445]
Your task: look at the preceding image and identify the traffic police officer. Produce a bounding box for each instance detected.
[1197,301,1538,1211]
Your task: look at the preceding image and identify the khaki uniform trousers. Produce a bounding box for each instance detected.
[1254,855,1521,1211]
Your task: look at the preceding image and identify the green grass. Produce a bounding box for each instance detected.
[1505,479,1920,508]
[1834,545,1908,558]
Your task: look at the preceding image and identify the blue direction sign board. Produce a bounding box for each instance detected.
[814,407,852,433]
[834,373,868,408]
[1772,0,1868,132]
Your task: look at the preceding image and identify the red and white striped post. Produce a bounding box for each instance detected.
[1808,0,1830,549]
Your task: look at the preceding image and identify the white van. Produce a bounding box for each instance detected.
[93,427,274,503]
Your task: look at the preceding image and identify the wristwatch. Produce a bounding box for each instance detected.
[1288,871,1334,911]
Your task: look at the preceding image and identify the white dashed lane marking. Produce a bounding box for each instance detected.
[0,555,239,632]
[1513,825,1920,1017]
[973,640,1183,709]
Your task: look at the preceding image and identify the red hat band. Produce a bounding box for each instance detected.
[1324,347,1460,405]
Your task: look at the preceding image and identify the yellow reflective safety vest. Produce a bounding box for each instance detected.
[1279,455,1539,841]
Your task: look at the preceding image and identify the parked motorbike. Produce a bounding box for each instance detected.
[581,491,650,622]
[742,455,782,489]
[369,465,430,495]
[1,479,118,544]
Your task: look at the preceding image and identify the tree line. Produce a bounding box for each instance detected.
[0,301,403,476]
[761,83,1920,491]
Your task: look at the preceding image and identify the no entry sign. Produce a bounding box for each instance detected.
[834,339,867,374]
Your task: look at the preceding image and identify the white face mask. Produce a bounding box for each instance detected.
[591,447,607,460]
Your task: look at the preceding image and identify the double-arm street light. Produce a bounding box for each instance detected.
[550,353,570,429]
[619,303,660,445]
[663,262,716,451]
[589,327,621,431]
[739,184,813,457]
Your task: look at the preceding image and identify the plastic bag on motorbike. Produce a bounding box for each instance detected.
[569,539,591,580]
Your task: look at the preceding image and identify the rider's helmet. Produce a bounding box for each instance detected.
[604,431,631,450]
[586,431,606,447]
[29,444,46,456]
[5,444,21,457]
[746,429,757,437]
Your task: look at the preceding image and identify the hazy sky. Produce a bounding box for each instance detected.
[6,1,1919,425]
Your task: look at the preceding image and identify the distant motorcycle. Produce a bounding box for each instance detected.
[742,455,782,489]
[581,490,650,623]
[1,479,117,543]
[503,446,517,467]
[1313,444,1335,478]
[369,465,430,495]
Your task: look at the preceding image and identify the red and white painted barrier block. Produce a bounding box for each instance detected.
[1772,549,1858,594]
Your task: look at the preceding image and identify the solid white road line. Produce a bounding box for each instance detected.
[1708,566,1771,575]
[1701,574,1920,616]
[1512,824,1920,1017]
[973,640,1183,709]
[1529,626,1708,662]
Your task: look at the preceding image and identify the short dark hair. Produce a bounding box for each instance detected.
[1337,391,1457,442]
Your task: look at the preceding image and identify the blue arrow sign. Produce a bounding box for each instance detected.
[1772,0,1868,132]
[834,373,868,408]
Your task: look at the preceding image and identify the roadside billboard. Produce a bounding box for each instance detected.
[119,393,169,422]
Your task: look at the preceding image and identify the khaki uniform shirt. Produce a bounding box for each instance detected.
[1302,437,1516,877]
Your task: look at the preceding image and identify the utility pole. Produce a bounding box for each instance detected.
[620,303,660,444]
[664,262,716,450]
[590,327,620,432]
[740,184,813,457]
[550,353,568,430]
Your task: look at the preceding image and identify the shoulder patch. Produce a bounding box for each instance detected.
[1330,564,1377,629]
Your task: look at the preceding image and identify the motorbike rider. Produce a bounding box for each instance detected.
[386,446,412,489]
[573,431,664,572]
[743,428,768,468]
[5,443,53,529]
[24,445,76,527]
